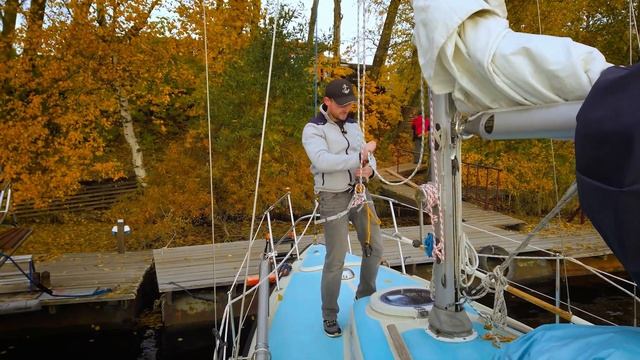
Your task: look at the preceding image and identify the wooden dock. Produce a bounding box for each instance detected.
[153,205,611,294]
[0,250,152,314]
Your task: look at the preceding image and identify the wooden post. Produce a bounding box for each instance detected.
[484,167,490,209]
[116,219,126,254]
[496,170,501,210]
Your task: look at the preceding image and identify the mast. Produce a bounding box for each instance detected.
[426,94,474,339]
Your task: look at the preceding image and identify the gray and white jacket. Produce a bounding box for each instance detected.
[302,104,377,193]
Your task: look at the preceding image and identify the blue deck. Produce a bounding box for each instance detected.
[351,297,505,359]
[269,244,422,359]
[267,242,640,359]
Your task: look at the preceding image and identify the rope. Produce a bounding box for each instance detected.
[364,202,381,255]
[371,55,428,186]
[421,87,445,263]
[535,0,561,220]
[234,3,281,358]
[356,0,365,187]
[418,182,443,261]
[459,232,479,288]
[199,0,219,348]
[353,0,425,189]
[464,182,578,337]
[313,9,318,114]
[632,1,640,60]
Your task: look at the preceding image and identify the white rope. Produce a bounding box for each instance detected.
[418,182,443,260]
[489,267,509,329]
[373,62,428,186]
[199,2,220,355]
[235,3,281,357]
[424,87,444,260]
[352,0,425,187]
[378,195,640,324]
[534,0,561,221]
[631,0,634,65]
[630,0,640,64]
[356,0,366,187]
[459,232,479,288]
[473,268,618,326]
[465,182,577,335]
[462,222,554,256]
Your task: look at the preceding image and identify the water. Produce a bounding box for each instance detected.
[490,274,639,327]
[1,274,635,360]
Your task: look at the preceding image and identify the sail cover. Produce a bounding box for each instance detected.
[576,63,640,286]
[501,324,640,358]
[412,0,611,113]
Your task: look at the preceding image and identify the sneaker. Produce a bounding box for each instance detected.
[323,319,342,337]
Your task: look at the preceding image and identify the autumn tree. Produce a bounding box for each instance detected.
[0,0,124,203]
[370,0,401,80]
[506,0,639,65]
[332,0,341,62]
[0,0,19,61]
[307,0,319,46]
[0,0,260,207]
[107,1,276,244]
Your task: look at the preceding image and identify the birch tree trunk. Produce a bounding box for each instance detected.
[117,87,147,186]
[106,2,161,187]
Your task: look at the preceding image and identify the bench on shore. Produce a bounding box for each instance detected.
[0,227,33,266]
[0,227,36,294]
[12,179,138,219]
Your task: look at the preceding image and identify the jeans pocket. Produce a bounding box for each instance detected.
[319,191,347,217]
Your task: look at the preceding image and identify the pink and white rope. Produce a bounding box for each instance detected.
[420,87,445,261]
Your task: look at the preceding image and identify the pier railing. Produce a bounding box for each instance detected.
[461,161,503,211]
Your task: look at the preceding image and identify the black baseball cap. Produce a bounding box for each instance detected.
[325,78,356,105]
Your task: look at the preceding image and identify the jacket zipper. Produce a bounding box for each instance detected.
[341,127,353,183]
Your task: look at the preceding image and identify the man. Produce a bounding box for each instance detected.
[411,111,430,164]
[302,78,384,337]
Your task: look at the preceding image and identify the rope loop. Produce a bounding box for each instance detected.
[419,182,444,261]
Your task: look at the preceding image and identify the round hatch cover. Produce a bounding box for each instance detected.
[370,287,433,318]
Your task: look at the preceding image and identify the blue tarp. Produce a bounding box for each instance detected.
[499,324,640,359]
[575,63,640,286]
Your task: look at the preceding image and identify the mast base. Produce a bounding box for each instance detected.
[427,305,474,341]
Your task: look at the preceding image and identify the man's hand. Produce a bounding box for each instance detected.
[354,165,373,179]
[360,140,377,164]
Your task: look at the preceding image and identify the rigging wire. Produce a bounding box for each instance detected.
[313,9,319,115]
[630,0,640,64]
[234,2,281,357]
[199,0,219,352]
[354,0,425,187]
[633,1,640,59]
[357,0,363,184]
[535,0,569,312]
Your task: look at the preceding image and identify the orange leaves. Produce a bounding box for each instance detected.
[462,138,576,215]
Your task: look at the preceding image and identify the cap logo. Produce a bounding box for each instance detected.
[342,84,350,94]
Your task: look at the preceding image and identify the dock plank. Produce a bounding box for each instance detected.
[154,216,610,293]
[0,250,153,306]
